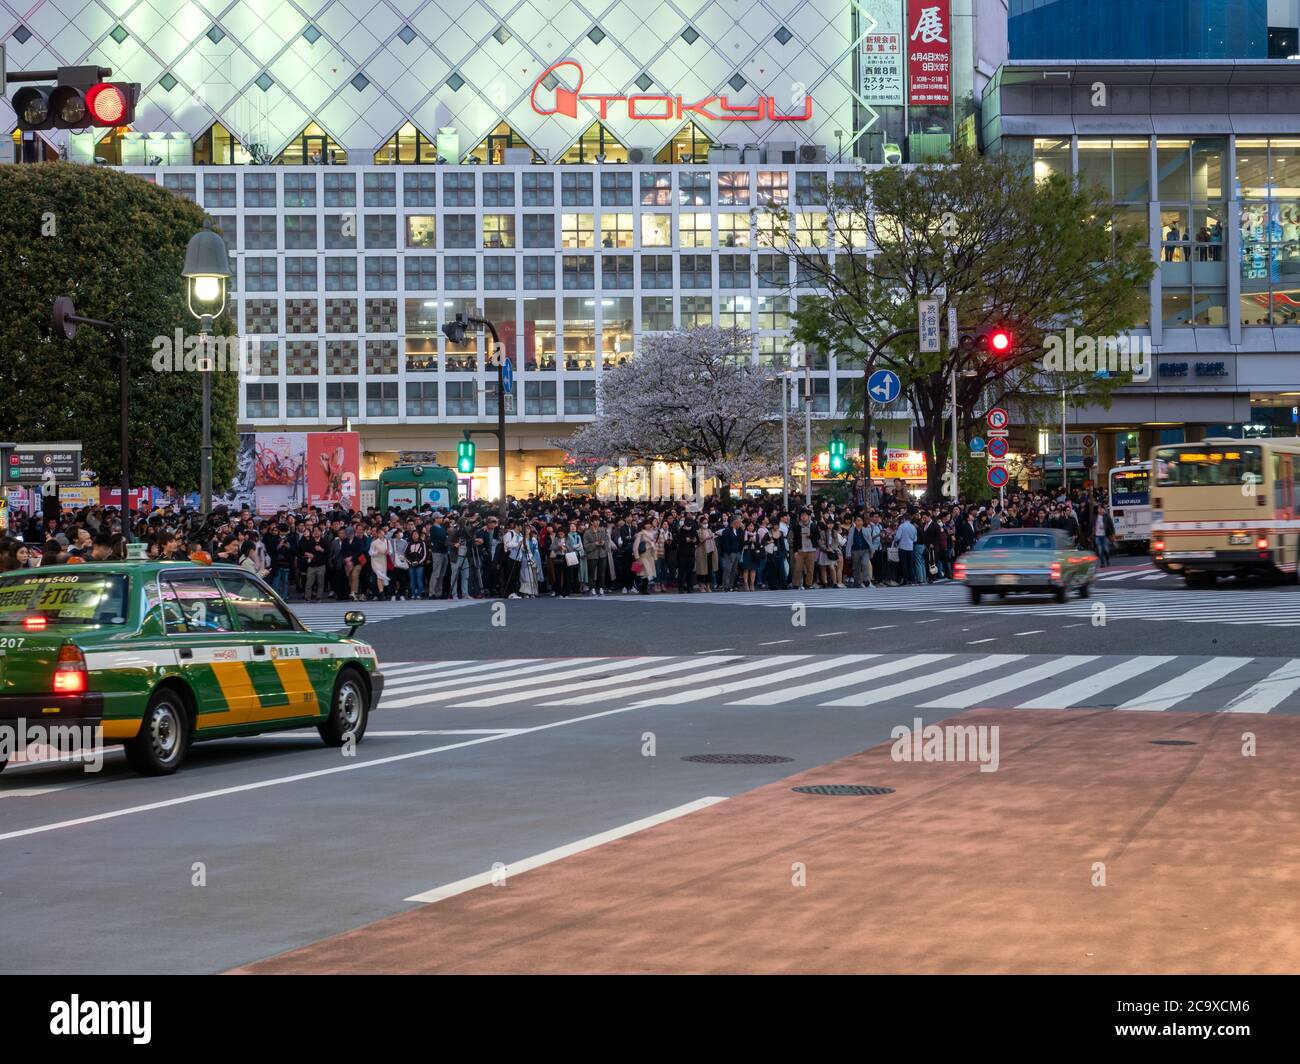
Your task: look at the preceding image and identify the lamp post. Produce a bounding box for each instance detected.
[443,312,509,521]
[183,219,233,518]
[51,297,132,541]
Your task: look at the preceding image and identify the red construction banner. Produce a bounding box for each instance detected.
[307,431,360,511]
[907,0,951,106]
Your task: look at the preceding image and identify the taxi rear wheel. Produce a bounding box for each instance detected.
[319,670,369,747]
[124,690,191,776]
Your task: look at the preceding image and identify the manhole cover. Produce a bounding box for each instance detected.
[793,785,895,796]
[682,754,794,764]
[1149,739,1197,746]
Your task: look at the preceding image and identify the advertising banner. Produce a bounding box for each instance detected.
[254,432,307,515]
[213,433,256,513]
[58,485,99,510]
[861,0,905,106]
[307,432,360,511]
[99,487,152,511]
[871,448,928,480]
[907,0,951,106]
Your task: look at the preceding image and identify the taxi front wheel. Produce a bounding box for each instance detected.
[124,690,191,776]
[319,670,370,747]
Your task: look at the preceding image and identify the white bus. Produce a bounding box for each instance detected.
[1108,462,1152,551]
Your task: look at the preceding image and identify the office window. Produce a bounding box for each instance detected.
[444,214,475,248]
[640,171,672,206]
[718,294,751,328]
[284,173,316,207]
[523,172,553,206]
[406,380,438,415]
[484,378,501,416]
[524,380,557,414]
[795,212,828,247]
[564,379,597,415]
[245,383,278,418]
[162,173,198,202]
[366,381,398,416]
[285,382,318,418]
[757,171,788,205]
[445,379,476,415]
[680,211,712,248]
[681,295,712,327]
[483,214,516,248]
[285,214,317,249]
[757,254,788,288]
[1032,138,1071,184]
[484,256,516,290]
[364,214,397,249]
[324,173,356,206]
[325,214,357,249]
[832,211,868,249]
[209,214,237,252]
[641,213,671,247]
[404,172,436,206]
[324,298,357,332]
[807,377,830,412]
[680,254,711,288]
[244,299,277,334]
[795,171,827,205]
[244,173,276,206]
[363,172,396,207]
[406,214,435,248]
[325,382,359,418]
[600,171,633,205]
[285,299,317,333]
[324,257,356,291]
[679,171,711,206]
[718,212,751,247]
[364,256,397,290]
[642,295,674,331]
[285,257,317,291]
[562,213,595,248]
[718,171,750,206]
[524,297,557,369]
[602,254,633,289]
[599,213,633,248]
[483,172,515,206]
[243,256,277,291]
[244,215,277,250]
[640,255,673,289]
[524,255,555,291]
[405,256,437,290]
[443,172,475,206]
[561,171,593,206]
[523,214,555,248]
[286,338,317,373]
[562,255,595,289]
[325,339,359,374]
[444,256,476,290]
[562,297,595,368]
[366,297,397,332]
[602,296,633,367]
[718,254,751,288]
[203,172,236,207]
[756,295,789,331]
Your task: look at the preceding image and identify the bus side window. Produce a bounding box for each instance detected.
[1277,456,1288,514]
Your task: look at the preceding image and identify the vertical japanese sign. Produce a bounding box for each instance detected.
[307,431,360,511]
[918,298,941,352]
[907,0,951,106]
[861,0,904,106]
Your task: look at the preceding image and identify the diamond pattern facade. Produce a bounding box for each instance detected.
[1,0,860,158]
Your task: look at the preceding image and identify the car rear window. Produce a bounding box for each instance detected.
[0,572,130,625]
[978,535,1056,551]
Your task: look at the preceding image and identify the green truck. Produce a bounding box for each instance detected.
[377,463,459,511]
[0,561,383,775]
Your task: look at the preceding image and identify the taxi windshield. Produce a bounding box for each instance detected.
[0,572,130,626]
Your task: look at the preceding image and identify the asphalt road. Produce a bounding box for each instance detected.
[2,553,1298,974]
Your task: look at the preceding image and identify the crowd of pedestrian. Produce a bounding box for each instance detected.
[0,484,1120,597]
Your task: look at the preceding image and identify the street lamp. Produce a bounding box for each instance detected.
[183,218,232,517]
[443,311,509,521]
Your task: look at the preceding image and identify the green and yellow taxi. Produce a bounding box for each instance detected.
[0,559,384,775]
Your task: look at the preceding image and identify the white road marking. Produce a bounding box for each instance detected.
[815,631,849,637]
[454,656,735,707]
[382,658,611,707]
[544,656,808,706]
[633,655,876,707]
[381,661,472,677]
[866,625,896,631]
[695,648,735,653]
[1222,660,1300,714]
[920,656,1099,710]
[822,656,1026,708]
[1016,655,1174,710]
[403,797,727,904]
[966,638,997,645]
[1140,573,1167,581]
[1013,630,1045,636]
[381,658,547,694]
[758,639,793,645]
[728,654,950,705]
[915,619,940,624]
[1115,657,1253,712]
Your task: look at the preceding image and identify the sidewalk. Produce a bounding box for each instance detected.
[233,709,1300,974]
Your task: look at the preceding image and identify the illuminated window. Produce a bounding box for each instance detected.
[560,122,628,163]
[754,210,785,248]
[718,295,751,328]
[718,171,750,205]
[757,171,789,205]
[641,213,671,247]
[274,122,348,165]
[796,212,828,247]
[468,122,539,164]
[718,212,751,247]
[640,171,672,205]
[483,214,516,248]
[193,122,250,166]
[832,211,869,248]
[655,122,714,164]
[681,296,713,328]
[562,213,595,248]
[679,212,713,248]
[374,122,437,164]
[678,171,711,206]
[1032,137,1070,185]
[524,297,557,370]
[599,214,633,248]
[405,215,435,248]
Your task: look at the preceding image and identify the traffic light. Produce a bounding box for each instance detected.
[972,324,1014,356]
[828,431,848,474]
[11,67,138,131]
[456,438,476,474]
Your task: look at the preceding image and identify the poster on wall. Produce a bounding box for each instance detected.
[213,433,256,512]
[306,432,360,511]
[254,432,307,515]
[861,0,905,106]
[907,0,951,106]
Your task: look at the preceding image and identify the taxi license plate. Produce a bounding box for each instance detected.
[1169,551,1214,559]
[1228,533,1251,545]
[996,574,1017,585]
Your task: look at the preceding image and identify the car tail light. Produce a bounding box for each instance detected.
[1050,562,1061,581]
[953,562,966,581]
[53,644,87,694]
[1152,539,1164,552]
[23,615,48,630]
[1256,536,1269,550]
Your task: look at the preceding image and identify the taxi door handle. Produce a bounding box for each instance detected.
[178,648,193,660]
[253,645,267,656]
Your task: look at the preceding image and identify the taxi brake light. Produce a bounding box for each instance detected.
[1050,562,1062,581]
[23,615,48,630]
[53,644,87,695]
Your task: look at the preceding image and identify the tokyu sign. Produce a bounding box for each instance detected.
[531,60,813,122]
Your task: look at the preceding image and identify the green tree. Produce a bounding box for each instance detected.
[0,163,237,492]
[770,150,1154,500]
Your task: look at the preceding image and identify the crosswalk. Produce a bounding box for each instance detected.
[290,597,481,631]
[596,583,1300,626]
[375,653,1300,714]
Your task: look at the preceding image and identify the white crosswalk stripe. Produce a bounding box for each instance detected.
[377,654,1300,714]
[291,597,483,631]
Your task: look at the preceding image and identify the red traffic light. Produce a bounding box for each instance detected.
[86,83,129,125]
[988,328,1012,354]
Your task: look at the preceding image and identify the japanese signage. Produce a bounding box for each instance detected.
[918,298,941,352]
[860,0,904,106]
[907,0,951,106]
[4,444,82,484]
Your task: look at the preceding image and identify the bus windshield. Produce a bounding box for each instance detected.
[1110,469,1150,502]
[1153,446,1263,487]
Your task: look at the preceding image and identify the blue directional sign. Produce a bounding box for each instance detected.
[867,369,901,404]
[969,437,986,453]
[501,356,514,394]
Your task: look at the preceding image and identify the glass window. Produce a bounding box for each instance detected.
[324,173,355,207]
[406,215,435,248]
[600,171,633,206]
[562,256,595,290]
[640,171,672,205]
[718,294,751,328]
[525,380,557,414]
[599,214,633,248]
[757,254,788,287]
[601,296,633,366]
[718,171,750,205]
[445,379,476,415]
[484,256,516,290]
[285,381,318,418]
[243,256,277,291]
[679,254,711,288]
[524,297,557,369]
[1157,138,1190,201]
[324,257,357,291]
[405,257,437,290]
[756,295,789,330]
[284,257,317,291]
[796,212,828,247]
[364,214,397,249]
[444,256,476,290]
[483,172,515,206]
[244,173,276,207]
[718,254,751,288]
[562,213,595,249]
[366,381,399,416]
[757,171,788,206]
[244,215,277,250]
[213,575,293,631]
[602,255,633,290]
[364,256,397,291]
[641,213,671,247]
[406,380,439,415]
[523,256,555,291]
[1076,138,1113,197]
[1113,139,1151,202]
[718,212,751,248]
[561,172,594,206]
[325,214,357,249]
[681,295,712,328]
[285,215,317,250]
[680,212,712,248]
[642,295,674,331]
[443,173,475,206]
[564,379,597,414]
[679,171,711,206]
[444,214,475,248]
[562,297,596,368]
[326,382,359,417]
[483,214,516,248]
[404,172,436,207]
[1032,138,1071,184]
[363,172,396,207]
[523,172,553,206]
[523,214,554,248]
[203,173,236,208]
[641,254,673,289]
[795,172,827,205]
[162,577,236,633]
[245,382,278,418]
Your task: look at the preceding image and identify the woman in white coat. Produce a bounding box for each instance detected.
[369,531,391,600]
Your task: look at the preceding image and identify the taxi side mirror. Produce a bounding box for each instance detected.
[344,610,366,637]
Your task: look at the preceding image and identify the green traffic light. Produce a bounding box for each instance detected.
[457,439,476,474]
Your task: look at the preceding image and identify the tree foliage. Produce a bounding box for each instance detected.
[770,150,1155,499]
[557,327,783,486]
[0,164,238,491]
